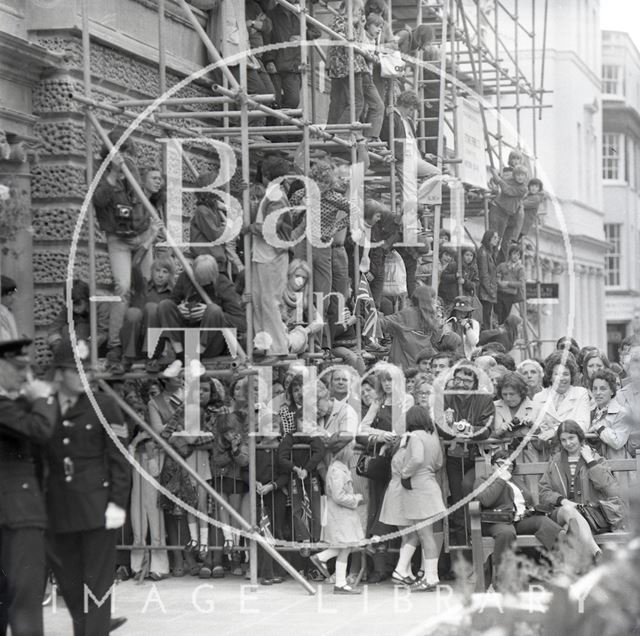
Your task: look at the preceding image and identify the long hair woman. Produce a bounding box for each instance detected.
[378,286,458,369]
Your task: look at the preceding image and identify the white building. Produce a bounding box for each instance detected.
[496,0,608,354]
[601,29,640,361]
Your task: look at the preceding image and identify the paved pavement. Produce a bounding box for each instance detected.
[43,576,467,636]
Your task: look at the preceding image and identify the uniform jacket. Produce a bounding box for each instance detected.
[42,392,131,534]
[538,450,619,508]
[0,395,58,529]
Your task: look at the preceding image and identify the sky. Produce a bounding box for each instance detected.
[601,0,640,50]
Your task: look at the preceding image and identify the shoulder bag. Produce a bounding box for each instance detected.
[577,502,610,534]
[356,438,391,482]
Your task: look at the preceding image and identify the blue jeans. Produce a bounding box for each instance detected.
[106,225,157,350]
[329,246,349,341]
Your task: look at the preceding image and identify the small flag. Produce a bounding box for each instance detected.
[259,495,275,545]
[300,479,312,529]
[356,273,378,337]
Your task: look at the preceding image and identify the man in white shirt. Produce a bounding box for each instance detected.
[316,380,358,480]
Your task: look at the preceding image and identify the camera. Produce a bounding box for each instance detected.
[455,420,473,436]
[511,417,531,430]
[114,204,136,237]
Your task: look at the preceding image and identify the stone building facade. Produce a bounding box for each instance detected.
[2,0,217,367]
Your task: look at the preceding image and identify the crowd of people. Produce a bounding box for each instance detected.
[63,334,640,598]
[0,2,636,635]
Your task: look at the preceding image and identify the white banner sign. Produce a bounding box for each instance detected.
[457,98,488,189]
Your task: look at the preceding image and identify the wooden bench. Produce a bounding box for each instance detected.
[469,451,640,592]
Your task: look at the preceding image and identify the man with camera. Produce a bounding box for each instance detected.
[438,363,495,544]
[92,129,161,374]
[473,450,564,590]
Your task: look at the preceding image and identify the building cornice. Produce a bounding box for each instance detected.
[569,234,609,250]
[0,31,63,84]
[603,100,640,138]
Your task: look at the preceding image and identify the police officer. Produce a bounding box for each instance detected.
[43,340,131,636]
[0,338,57,636]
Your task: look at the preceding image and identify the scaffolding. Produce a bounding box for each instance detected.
[71,0,549,592]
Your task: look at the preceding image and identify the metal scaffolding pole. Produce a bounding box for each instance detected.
[430,0,449,292]
[85,111,234,337]
[176,0,239,90]
[456,0,497,171]
[299,0,315,354]
[97,380,315,595]
[81,0,98,369]
[494,0,503,168]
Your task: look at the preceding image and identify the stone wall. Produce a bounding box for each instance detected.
[29,27,217,368]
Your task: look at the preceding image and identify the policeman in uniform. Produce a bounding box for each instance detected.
[0,338,57,636]
[43,340,131,636]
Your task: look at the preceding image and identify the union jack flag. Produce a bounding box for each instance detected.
[300,479,312,529]
[259,495,275,545]
[356,273,378,338]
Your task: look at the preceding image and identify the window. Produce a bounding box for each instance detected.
[602,64,624,96]
[603,133,624,180]
[604,223,622,287]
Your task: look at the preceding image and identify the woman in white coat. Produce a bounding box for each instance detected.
[588,369,631,460]
[380,406,446,592]
[532,352,591,459]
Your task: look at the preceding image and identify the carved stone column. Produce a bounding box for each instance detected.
[0,32,60,343]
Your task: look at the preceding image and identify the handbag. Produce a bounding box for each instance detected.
[356,440,391,482]
[382,249,407,297]
[598,496,627,531]
[577,502,610,534]
[379,49,405,78]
